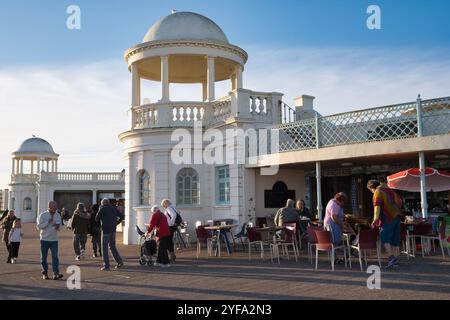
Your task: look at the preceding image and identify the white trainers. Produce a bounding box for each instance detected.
[11,258,16,264]
[153,262,161,267]
[75,256,81,261]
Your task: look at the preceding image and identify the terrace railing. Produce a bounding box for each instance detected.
[263,96,450,154]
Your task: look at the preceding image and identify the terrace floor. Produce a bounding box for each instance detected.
[0,223,449,300]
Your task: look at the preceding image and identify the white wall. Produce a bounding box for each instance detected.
[254,169,306,217]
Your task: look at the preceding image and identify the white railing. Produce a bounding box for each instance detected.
[130,89,285,129]
[40,172,125,184]
[262,96,450,154]
[10,174,39,184]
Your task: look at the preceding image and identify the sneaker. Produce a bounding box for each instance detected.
[161,263,171,268]
[11,258,16,264]
[385,256,399,269]
[75,256,81,261]
[42,274,50,280]
[153,262,161,267]
[100,267,110,271]
[115,262,124,269]
[6,259,11,264]
[52,274,64,280]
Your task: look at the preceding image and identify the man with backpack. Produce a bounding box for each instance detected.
[161,199,181,263]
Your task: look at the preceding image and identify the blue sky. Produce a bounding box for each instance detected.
[1,0,449,66]
[0,0,449,188]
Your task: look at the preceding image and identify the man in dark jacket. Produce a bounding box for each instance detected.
[96,198,124,271]
[1,210,16,263]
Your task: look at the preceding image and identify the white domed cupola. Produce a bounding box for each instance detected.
[11,136,59,176]
[124,11,248,108]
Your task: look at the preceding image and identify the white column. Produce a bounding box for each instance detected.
[12,159,15,175]
[316,161,323,221]
[55,160,58,172]
[31,160,34,174]
[231,73,237,91]
[131,63,141,106]
[235,65,243,89]
[92,190,97,206]
[202,82,207,102]
[20,159,23,174]
[419,152,428,218]
[207,56,215,101]
[37,159,41,173]
[50,160,54,172]
[46,160,49,172]
[161,55,170,102]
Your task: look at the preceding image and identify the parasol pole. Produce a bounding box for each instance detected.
[416,95,428,219]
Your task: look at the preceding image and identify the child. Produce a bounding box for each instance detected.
[8,218,23,264]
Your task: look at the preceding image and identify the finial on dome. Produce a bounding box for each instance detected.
[32,134,36,138]
[171,9,177,14]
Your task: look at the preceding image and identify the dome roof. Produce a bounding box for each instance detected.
[143,12,229,44]
[15,137,56,155]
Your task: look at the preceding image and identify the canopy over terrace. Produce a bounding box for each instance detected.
[124,11,248,104]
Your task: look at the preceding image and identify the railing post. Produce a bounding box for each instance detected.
[416,94,423,137]
[315,112,320,148]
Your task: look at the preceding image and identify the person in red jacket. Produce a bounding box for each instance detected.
[146,205,171,267]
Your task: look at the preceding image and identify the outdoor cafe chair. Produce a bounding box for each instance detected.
[416,223,447,259]
[315,230,348,271]
[349,229,381,271]
[307,225,322,264]
[270,223,299,264]
[400,222,414,259]
[247,227,267,260]
[196,225,217,259]
[233,222,248,249]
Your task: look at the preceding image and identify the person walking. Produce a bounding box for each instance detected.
[1,210,16,263]
[367,180,403,268]
[96,198,124,271]
[324,192,347,265]
[146,205,171,267]
[161,199,178,263]
[36,201,64,280]
[70,202,91,261]
[89,204,102,257]
[8,218,23,264]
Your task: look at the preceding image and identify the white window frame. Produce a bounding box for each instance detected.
[215,165,230,205]
[138,170,151,206]
[176,168,200,206]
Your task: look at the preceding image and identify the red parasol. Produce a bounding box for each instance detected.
[387,167,450,192]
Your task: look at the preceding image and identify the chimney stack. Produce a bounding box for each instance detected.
[294,95,316,120]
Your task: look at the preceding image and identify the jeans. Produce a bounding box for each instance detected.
[102,232,123,268]
[8,242,20,260]
[73,234,87,256]
[91,232,102,255]
[157,236,170,265]
[40,241,59,275]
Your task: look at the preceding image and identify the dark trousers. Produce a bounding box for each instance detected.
[102,232,123,268]
[168,226,177,253]
[157,236,171,265]
[40,241,59,275]
[8,242,20,260]
[73,234,87,256]
[91,232,102,254]
[4,241,11,261]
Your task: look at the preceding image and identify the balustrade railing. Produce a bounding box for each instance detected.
[40,172,124,183]
[262,96,450,154]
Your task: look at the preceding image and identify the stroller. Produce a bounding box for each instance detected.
[136,225,157,267]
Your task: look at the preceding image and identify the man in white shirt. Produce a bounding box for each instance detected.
[161,199,177,262]
[36,201,63,280]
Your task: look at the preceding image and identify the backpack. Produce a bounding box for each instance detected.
[174,209,183,226]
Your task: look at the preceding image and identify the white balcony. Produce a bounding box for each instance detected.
[129,89,285,130]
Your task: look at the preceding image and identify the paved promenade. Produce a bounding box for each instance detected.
[0,223,449,300]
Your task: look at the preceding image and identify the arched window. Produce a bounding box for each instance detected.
[177,168,200,205]
[23,197,32,211]
[138,170,150,206]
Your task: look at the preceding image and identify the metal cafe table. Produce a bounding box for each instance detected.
[204,224,239,256]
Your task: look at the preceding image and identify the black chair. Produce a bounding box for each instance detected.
[233,222,248,249]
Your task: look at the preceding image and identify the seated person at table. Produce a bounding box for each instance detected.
[274,199,299,228]
[296,200,311,219]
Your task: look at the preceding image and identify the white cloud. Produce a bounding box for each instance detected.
[1,47,449,188]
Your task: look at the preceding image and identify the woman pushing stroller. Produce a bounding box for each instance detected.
[146,205,171,268]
